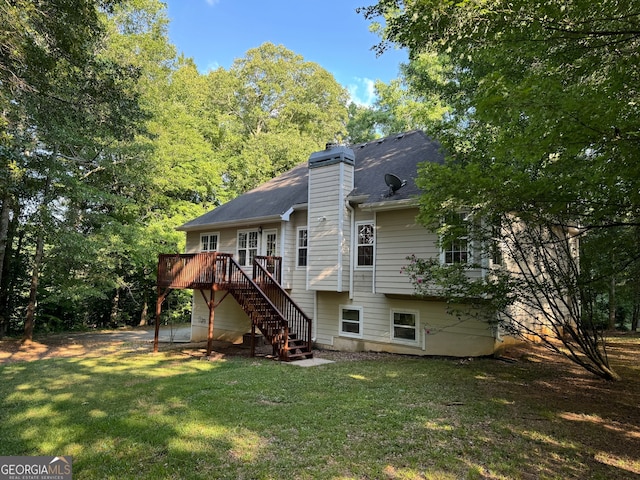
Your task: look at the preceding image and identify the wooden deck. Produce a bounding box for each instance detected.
[155,253,311,361]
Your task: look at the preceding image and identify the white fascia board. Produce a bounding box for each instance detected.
[358,197,419,212]
[176,214,285,232]
[176,203,309,232]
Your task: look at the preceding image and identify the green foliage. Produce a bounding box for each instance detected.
[364,0,639,380]
[0,3,361,335]
[345,53,449,143]
[210,42,350,195]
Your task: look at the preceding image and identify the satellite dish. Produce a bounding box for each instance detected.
[384,173,407,196]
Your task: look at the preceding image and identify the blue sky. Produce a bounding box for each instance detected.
[163,0,408,106]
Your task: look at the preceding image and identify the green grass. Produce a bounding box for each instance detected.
[1,346,639,479]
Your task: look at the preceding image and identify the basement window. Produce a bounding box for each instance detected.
[339,305,363,338]
[391,309,419,345]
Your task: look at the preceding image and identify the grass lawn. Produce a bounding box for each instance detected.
[1,335,639,479]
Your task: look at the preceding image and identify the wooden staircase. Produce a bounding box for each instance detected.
[227,256,313,361]
[155,253,313,361]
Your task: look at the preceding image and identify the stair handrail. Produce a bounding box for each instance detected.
[226,256,289,329]
[253,259,312,353]
[254,255,282,284]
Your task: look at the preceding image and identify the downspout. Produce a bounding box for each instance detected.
[346,200,355,300]
[372,211,377,294]
[279,220,286,286]
[337,162,344,291]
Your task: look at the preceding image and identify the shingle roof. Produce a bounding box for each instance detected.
[178,130,444,231]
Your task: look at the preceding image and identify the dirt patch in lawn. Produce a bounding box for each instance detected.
[0,327,254,364]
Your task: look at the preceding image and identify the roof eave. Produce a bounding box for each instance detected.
[176,203,309,232]
[177,214,286,232]
[359,197,420,212]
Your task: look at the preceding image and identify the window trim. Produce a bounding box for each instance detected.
[262,228,278,257]
[439,213,472,265]
[390,309,420,346]
[355,221,375,270]
[296,227,308,268]
[237,229,259,267]
[200,232,219,252]
[339,305,363,339]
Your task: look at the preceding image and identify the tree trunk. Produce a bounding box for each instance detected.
[23,174,52,342]
[23,228,45,341]
[608,275,616,330]
[109,288,120,327]
[0,194,14,339]
[0,193,12,290]
[138,293,148,326]
[632,285,640,332]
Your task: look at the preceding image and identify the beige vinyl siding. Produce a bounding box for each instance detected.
[350,210,374,293]
[374,208,439,295]
[307,161,353,291]
[281,213,298,289]
[314,290,497,357]
[282,209,307,289]
[314,292,349,345]
[190,290,251,343]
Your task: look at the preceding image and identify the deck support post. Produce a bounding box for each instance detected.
[206,287,215,356]
[154,288,171,353]
[250,322,256,357]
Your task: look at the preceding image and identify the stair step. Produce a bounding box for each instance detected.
[287,350,314,360]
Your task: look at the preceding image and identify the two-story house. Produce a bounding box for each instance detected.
[156,130,504,359]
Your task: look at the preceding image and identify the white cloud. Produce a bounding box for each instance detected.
[204,61,221,72]
[347,77,377,107]
[204,0,219,5]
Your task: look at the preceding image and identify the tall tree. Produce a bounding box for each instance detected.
[345,53,448,143]
[210,43,350,195]
[0,0,145,339]
[361,0,640,380]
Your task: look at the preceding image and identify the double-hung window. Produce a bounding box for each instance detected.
[297,228,308,267]
[200,233,219,252]
[441,213,471,265]
[237,230,259,266]
[356,221,374,268]
[391,309,419,345]
[339,305,363,338]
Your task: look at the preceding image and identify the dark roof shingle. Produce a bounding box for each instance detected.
[178,130,444,231]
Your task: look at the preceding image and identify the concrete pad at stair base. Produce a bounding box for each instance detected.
[286,358,335,367]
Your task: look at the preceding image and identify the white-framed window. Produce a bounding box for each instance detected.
[441,213,471,265]
[339,305,363,338]
[490,224,504,267]
[390,309,420,345]
[263,229,278,257]
[296,227,308,267]
[237,230,259,266]
[200,232,219,252]
[356,221,374,268]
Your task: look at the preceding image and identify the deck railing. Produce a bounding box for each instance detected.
[156,252,312,360]
[157,253,232,290]
[253,259,312,356]
[254,255,282,284]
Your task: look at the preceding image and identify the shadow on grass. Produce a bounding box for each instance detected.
[0,339,638,479]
